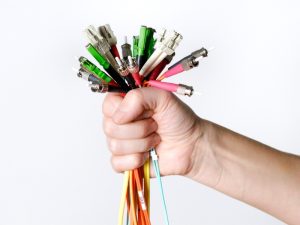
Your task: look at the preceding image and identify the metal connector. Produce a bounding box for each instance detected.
[90,83,109,93]
[121,36,132,61]
[177,84,194,96]
[127,56,139,74]
[173,47,208,69]
[116,57,129,76]
[89,83,127,93]
[77,67,102,84]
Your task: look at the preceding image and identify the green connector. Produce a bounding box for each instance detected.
[147,35,156,59]
[79,56,112,83]
[136,26,156,68]
[132,36,139,58]
[86,44,110,70]
[138,26,147,56]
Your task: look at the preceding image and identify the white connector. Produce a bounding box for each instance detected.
[139,30,183,77]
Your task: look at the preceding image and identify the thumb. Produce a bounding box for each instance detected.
[112,87,171,124]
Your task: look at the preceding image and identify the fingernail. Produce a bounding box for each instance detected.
[150,121,158,131]
[143,152,149,160]
[154,134,161,145]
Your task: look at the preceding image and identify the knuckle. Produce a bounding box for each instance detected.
[131,154,143,168]
[140,124,149,136]
[138,119,155,137]
[145,137,154,150]
[128,89,144,104]
[102,94,122,117]
[103,119,114,136]
[110,157,122,173]
[108,139,121,154]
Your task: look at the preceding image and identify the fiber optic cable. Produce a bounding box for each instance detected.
[76,67,103,84]
[132,36,139,58]
[143,158,150,215]
[150,148,170,225]
[139,30,182,77]
[89,83,127,93]
[118,171,130,225]
[78,56,114,84]
[84,25,120,71]
[133,169,151,225]
[146,80,194,97]
[129,171,138,225]
[136,26,148,69]
[76,24,211,225]
[115,57,136,89]
[147,53,175,81]
[158,47,209,80]
[121,36,132,62]
[86,43,131,92]
[128,56,142,87]
[99,24,121,58]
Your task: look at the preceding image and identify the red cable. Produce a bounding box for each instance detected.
[111,45,121,58]
[148,58,168,81]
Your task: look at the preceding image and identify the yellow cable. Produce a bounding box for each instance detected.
[118,159,150,225]
[118,171,130,225]
[143,157,150,215]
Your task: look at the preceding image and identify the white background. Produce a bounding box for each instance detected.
[0,0,299,224]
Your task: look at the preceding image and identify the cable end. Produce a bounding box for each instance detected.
[193,91,203,96]
[157,75,164,81]
[208,46,215,52]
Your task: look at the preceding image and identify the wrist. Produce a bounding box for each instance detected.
[186,118,224,187]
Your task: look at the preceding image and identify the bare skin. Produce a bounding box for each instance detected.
[102,87,300,225]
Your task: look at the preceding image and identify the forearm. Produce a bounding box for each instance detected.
[188,118,300,224]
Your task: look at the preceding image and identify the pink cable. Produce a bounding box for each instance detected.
[161,64,184,79]
[147,80,178,92]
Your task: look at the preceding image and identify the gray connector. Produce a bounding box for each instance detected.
[84,25,111,55]
[90,83,109,93]
[121,36,132,60]
[99,24,117,46]
[77,67,102,84]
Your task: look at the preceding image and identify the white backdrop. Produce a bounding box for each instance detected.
[0,0,299,224]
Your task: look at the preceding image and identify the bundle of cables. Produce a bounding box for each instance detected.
[74,24,211,225]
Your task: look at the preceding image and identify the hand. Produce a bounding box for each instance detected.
[102,87,300,225]
[102,87,203,176]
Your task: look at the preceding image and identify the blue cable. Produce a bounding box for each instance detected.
[126,212,129,225]
[150,148,170,225]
